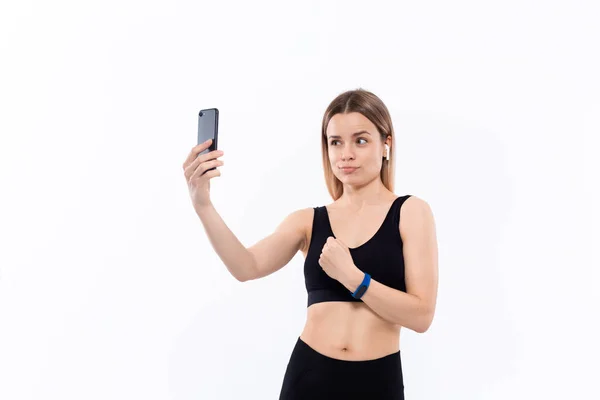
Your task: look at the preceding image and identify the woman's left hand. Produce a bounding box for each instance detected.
[319,237,360,284]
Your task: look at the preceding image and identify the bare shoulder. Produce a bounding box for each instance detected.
[399,195,436,239]
[246,206,315,280]
[398,195,439,333]
[284,207,315,254]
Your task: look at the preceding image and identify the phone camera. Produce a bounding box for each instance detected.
[199,112,204,117]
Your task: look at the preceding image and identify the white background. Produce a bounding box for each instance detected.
[1,0,598,399]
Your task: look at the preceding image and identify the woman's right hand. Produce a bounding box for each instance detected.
[183,139,224,212]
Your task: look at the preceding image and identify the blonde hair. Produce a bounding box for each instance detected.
[321,88,396,200]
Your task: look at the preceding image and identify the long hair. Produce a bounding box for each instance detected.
[321,88,396,200]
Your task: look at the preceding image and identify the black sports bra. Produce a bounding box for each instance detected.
[303,195,411,307]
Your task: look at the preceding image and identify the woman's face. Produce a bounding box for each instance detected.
[326,112,388,183]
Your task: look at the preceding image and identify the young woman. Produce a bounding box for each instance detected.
[183,89,439,399]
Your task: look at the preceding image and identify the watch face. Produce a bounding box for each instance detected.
[355,285,367,298]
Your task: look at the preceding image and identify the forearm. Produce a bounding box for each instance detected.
[195,203,256,282]
[341,268,432,333]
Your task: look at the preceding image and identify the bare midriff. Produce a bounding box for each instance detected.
[300,301,401,361]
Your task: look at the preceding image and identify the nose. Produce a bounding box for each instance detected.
[341,148,355,161]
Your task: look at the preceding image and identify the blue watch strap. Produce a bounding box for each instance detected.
[351,273,371,299]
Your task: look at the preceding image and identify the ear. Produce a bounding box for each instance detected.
[382,135,392,156]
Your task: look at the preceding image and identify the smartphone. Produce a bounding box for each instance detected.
[198,108,219,152]
[197,108,219,172]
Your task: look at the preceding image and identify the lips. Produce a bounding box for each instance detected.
[340,167,358,173]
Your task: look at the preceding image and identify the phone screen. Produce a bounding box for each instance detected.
[197,108,218,156]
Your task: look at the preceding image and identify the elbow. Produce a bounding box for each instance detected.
[232,254,259,282]
[414,310,435,334]
[234,271,254,282]
[233,263,258,282]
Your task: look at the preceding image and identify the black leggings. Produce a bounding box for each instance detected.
[279,337,404,400]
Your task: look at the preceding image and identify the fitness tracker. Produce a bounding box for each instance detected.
[351,273,371,299]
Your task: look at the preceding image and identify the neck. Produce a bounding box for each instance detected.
[338,180,392,209]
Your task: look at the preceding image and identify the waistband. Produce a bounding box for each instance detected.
[296,336,401,367]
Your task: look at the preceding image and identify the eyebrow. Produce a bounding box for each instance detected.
[327,130,371,139]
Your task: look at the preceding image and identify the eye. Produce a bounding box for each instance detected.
[330,138,368,146]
